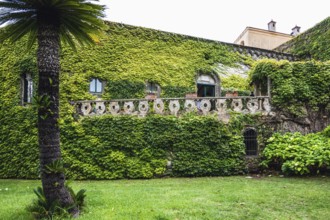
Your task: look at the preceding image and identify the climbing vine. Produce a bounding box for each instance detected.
[250,59,330,116]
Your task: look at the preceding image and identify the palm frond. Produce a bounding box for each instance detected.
[0,0,106,50]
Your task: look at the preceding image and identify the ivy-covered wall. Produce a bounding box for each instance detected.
[0,113,254,179]
[276,17,330,61]
[250,59,330,132]
[0,21,256,179]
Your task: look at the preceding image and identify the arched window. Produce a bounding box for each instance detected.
[197,74,218,97]
[89,78,103,95]
[243,128,258,156]
[21,73,33,104]
[146,82,161,97]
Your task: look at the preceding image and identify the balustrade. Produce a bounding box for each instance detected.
[74,96,272,117]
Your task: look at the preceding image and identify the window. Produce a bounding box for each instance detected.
[244,128,258,156]
[89,78,103,94]
[146,82,160,95]
[21,73,33,104]
[197,74,216,97]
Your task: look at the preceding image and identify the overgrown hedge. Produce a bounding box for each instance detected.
[0,111,250,179]
[261,126,330,175]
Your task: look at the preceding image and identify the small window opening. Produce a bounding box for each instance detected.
[89,78,103,94]
[146,82,159,93]
[244,128,258,156]
[146,82,160,97]
[21,73,33,104]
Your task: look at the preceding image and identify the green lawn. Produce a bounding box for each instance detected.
[0,176,330,220]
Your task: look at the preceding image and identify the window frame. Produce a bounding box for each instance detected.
[89,78,104,96]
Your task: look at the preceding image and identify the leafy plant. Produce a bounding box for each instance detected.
[261,131,330,175]
[27,185,86,219]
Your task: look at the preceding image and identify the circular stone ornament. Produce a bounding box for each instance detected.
[216,99,227,113]
[123,101,135,114]
[109,102,120,115]
[169,100,180,116]
[81,103,92,116]
[95,102,106,115]
[231,99,243,112]
[153,99,164,114]
[247,99,259,113]
[138,101,149,115]
[184,100,196,112]
[200,99,211,114]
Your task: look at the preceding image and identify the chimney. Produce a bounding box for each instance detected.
[291,25,301,36]
[268,20,276,31]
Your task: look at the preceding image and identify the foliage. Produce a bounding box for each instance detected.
[261,131,330,175]
[221,74,250,91]
[0,0,106,50]
[250,59,330,116]
[277,17,330,61]
[27,185,86,219]
[0,113,250,179]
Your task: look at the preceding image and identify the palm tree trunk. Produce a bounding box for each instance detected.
[37,23,78,216]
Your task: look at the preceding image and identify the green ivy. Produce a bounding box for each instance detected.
[250,59,330,116]
[277,17,330,61]
[0,113,250,179]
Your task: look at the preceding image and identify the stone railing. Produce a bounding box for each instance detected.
[73,96,272,118]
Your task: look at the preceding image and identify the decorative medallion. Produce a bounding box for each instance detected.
[184,100,197,112]
[153,99,164,114]
[216,99,227,113]
[169,100,180,116]
[231,99,243,112]
[109,102,120,115]
[200,99,211,115]
[247,98,259,113]
[81,103,92,116]
[123,101,135,114]
[138,101,149,116]
[95,102,106,115]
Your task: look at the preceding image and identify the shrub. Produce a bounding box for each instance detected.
[261,131,330,175]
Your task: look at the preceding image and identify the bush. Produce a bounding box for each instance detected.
[261,131,330,175]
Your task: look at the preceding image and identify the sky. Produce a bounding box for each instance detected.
[98,0,329,43]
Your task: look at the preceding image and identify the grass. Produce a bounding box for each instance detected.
[0,176,330,220]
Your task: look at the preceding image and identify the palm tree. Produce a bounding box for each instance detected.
[0,0,105,216]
